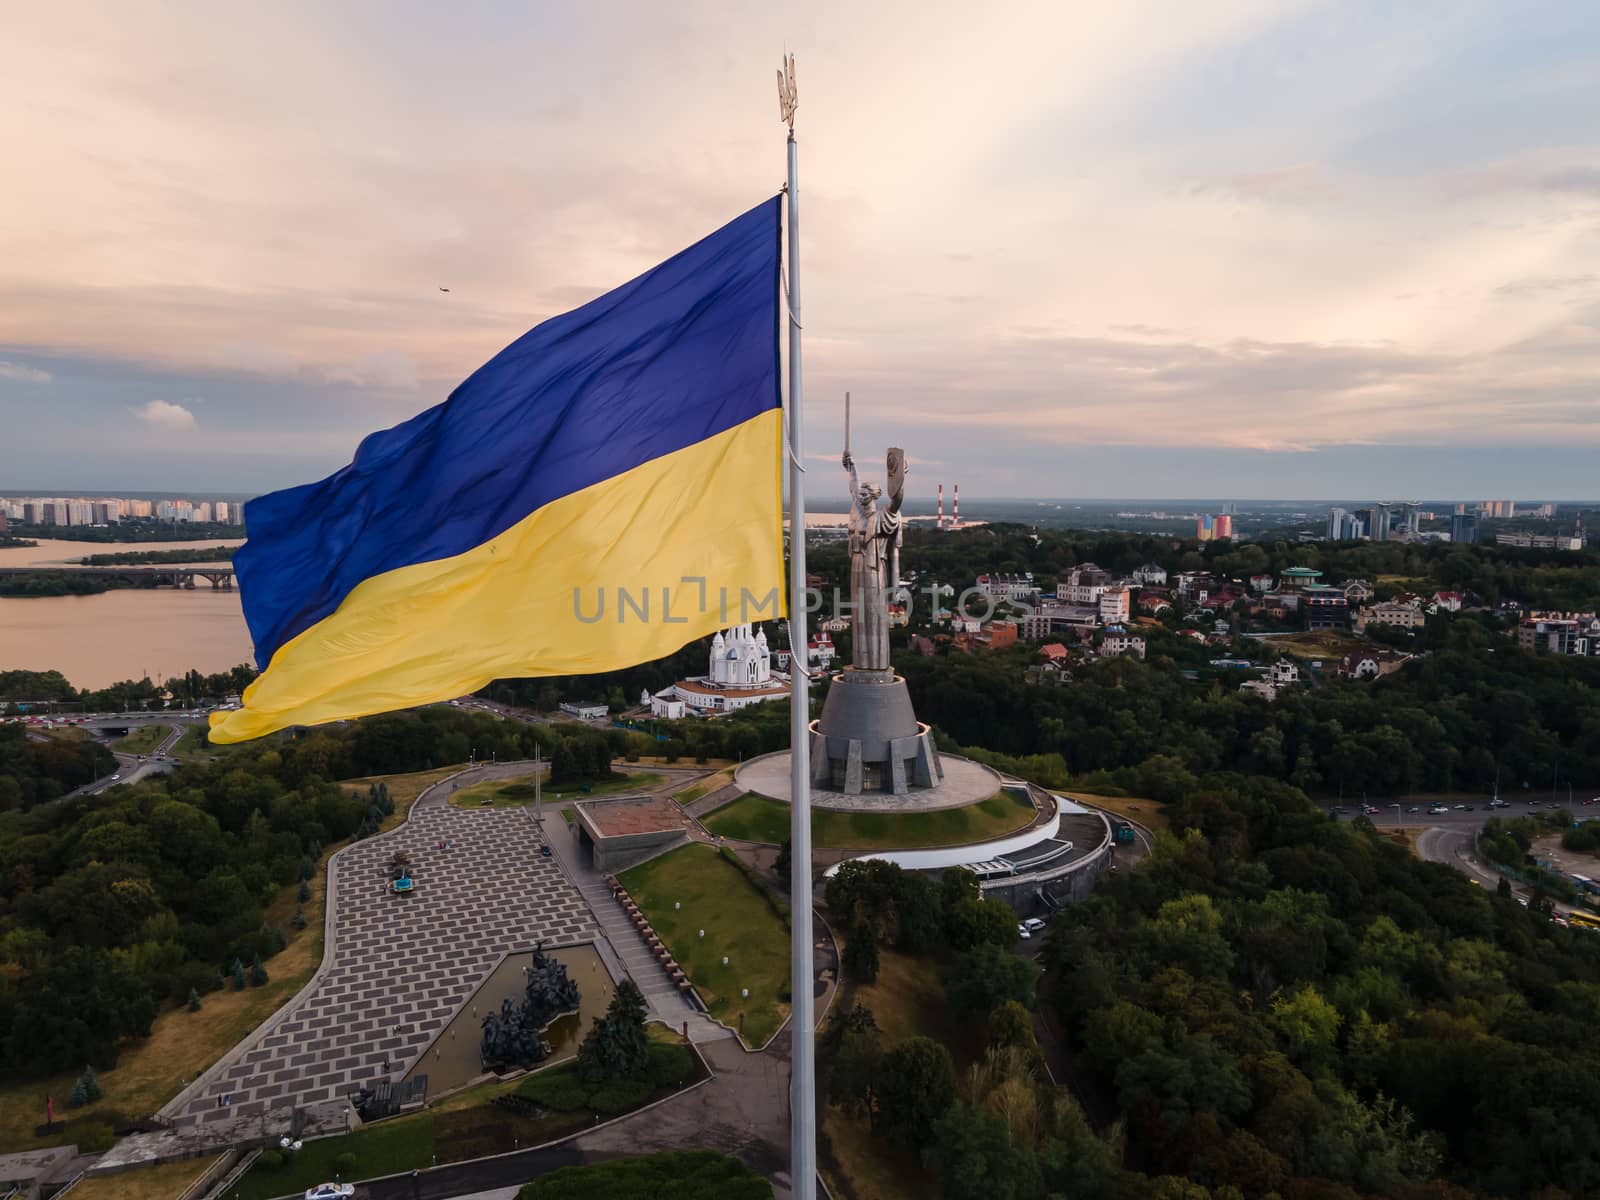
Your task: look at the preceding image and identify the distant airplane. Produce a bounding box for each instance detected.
[438,287,451,293]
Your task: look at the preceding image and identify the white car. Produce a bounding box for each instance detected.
[109,774,121,781]
[305,1185,355,1200]
[1022,917,1047,934]
[1016,923,1031,940]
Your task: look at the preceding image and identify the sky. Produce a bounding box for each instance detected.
[3,1,1600,500]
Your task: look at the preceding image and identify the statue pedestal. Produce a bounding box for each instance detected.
[809,669,943,795]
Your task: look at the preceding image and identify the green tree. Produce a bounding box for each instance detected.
[577,979,650,1083]
[873,1036,957,1151]
[925,1101,1040,1200]
[840,915,880,984]
[945,944,1041,1020]
[946,896,1020,950]
[68,1066,102,1107]
[229,958,246,990]
[185,987,202,1013]
[249,953,269,987]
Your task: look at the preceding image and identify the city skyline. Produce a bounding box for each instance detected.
[4,3,1600,496]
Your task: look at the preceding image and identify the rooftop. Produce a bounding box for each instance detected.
[579,794,690,837]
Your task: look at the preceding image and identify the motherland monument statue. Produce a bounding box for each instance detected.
[842,444,905,673]
[808,398,942,796]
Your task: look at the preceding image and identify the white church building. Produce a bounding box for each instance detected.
[650,625,791,717]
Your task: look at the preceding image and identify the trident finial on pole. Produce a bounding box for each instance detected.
[777,53,798,131]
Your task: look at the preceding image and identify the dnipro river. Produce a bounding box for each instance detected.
[0,517,880,690]
[0,538,253,689]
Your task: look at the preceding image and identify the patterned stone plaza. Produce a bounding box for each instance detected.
[167,797,595,1128]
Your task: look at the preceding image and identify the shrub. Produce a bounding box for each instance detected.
[75,1121,115,1153]
[588,1078,652,1115]
[647,1042,695,1087]
[516,1150,771,1200]
[518,1068,592,1112]
[68,1067,102,1107]
[333,1151,358,1178]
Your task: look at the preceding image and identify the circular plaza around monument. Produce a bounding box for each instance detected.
[734,748,1002,812]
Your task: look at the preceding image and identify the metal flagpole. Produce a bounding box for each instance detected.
[777,52,816,1200]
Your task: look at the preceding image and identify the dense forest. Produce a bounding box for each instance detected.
[0,706,570,1077]
[0,572,110,598]
[1044,777,1600,1198]
[78,546,240,565]
[904,621,1600,798]
[5,519,243,542]
[821,781,1600,1199]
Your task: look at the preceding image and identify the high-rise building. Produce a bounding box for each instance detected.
[1327,507,1347,541]
[1450,512,1479,545]
[1371,502,1392,542]
[1197,514,1214,541]
[215,501,230,523]
[1214,513,1234,540]
[1478,500,1516,519]
[1399,502,1420,535]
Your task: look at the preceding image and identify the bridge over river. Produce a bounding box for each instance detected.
[0,565,235,589]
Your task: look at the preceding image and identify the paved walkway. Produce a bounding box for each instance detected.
[735,750,1002,811]
[165,791,595,1129]
[541,815,733,1045]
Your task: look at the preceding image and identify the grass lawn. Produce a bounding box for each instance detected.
[1264,630,1373,661]
[703,790,1035,849]
[0,803,338,1154]
[231,1031,702,1197]
[73,1154,226,1200]
[619,843,789,1045]
[342,765,464,831]
[450,769,662,809]
[1378,827,1426,857]
[225,1114,435,1200]
[170,723,216,759]
[110,724,170,755]
[39,726,91,742]
[674,769,732,805]
[1072,792,1170,835]
[820,946,956,1200]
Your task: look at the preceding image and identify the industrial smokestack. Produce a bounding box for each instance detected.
[937,482,944,527]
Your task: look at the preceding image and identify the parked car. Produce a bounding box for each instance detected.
[1022,917,1047,934]
[1016,924,1031,940]
[305,1185,355,1200]
[1406,806,1420,813]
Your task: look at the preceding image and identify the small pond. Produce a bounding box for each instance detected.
[402,943,614,1097]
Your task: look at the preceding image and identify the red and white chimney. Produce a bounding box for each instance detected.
[937,482,944,527]
[954,483,959,527]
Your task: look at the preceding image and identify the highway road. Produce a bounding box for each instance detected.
[1331,799,1596,919]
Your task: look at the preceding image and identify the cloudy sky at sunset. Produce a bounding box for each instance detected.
[3,1,1599,499]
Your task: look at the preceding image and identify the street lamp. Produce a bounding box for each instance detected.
[1389,802,1403,830]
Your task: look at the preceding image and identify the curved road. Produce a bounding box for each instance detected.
[1333,800,1594,917]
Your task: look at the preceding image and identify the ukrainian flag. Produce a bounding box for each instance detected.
[210,198,784,743]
